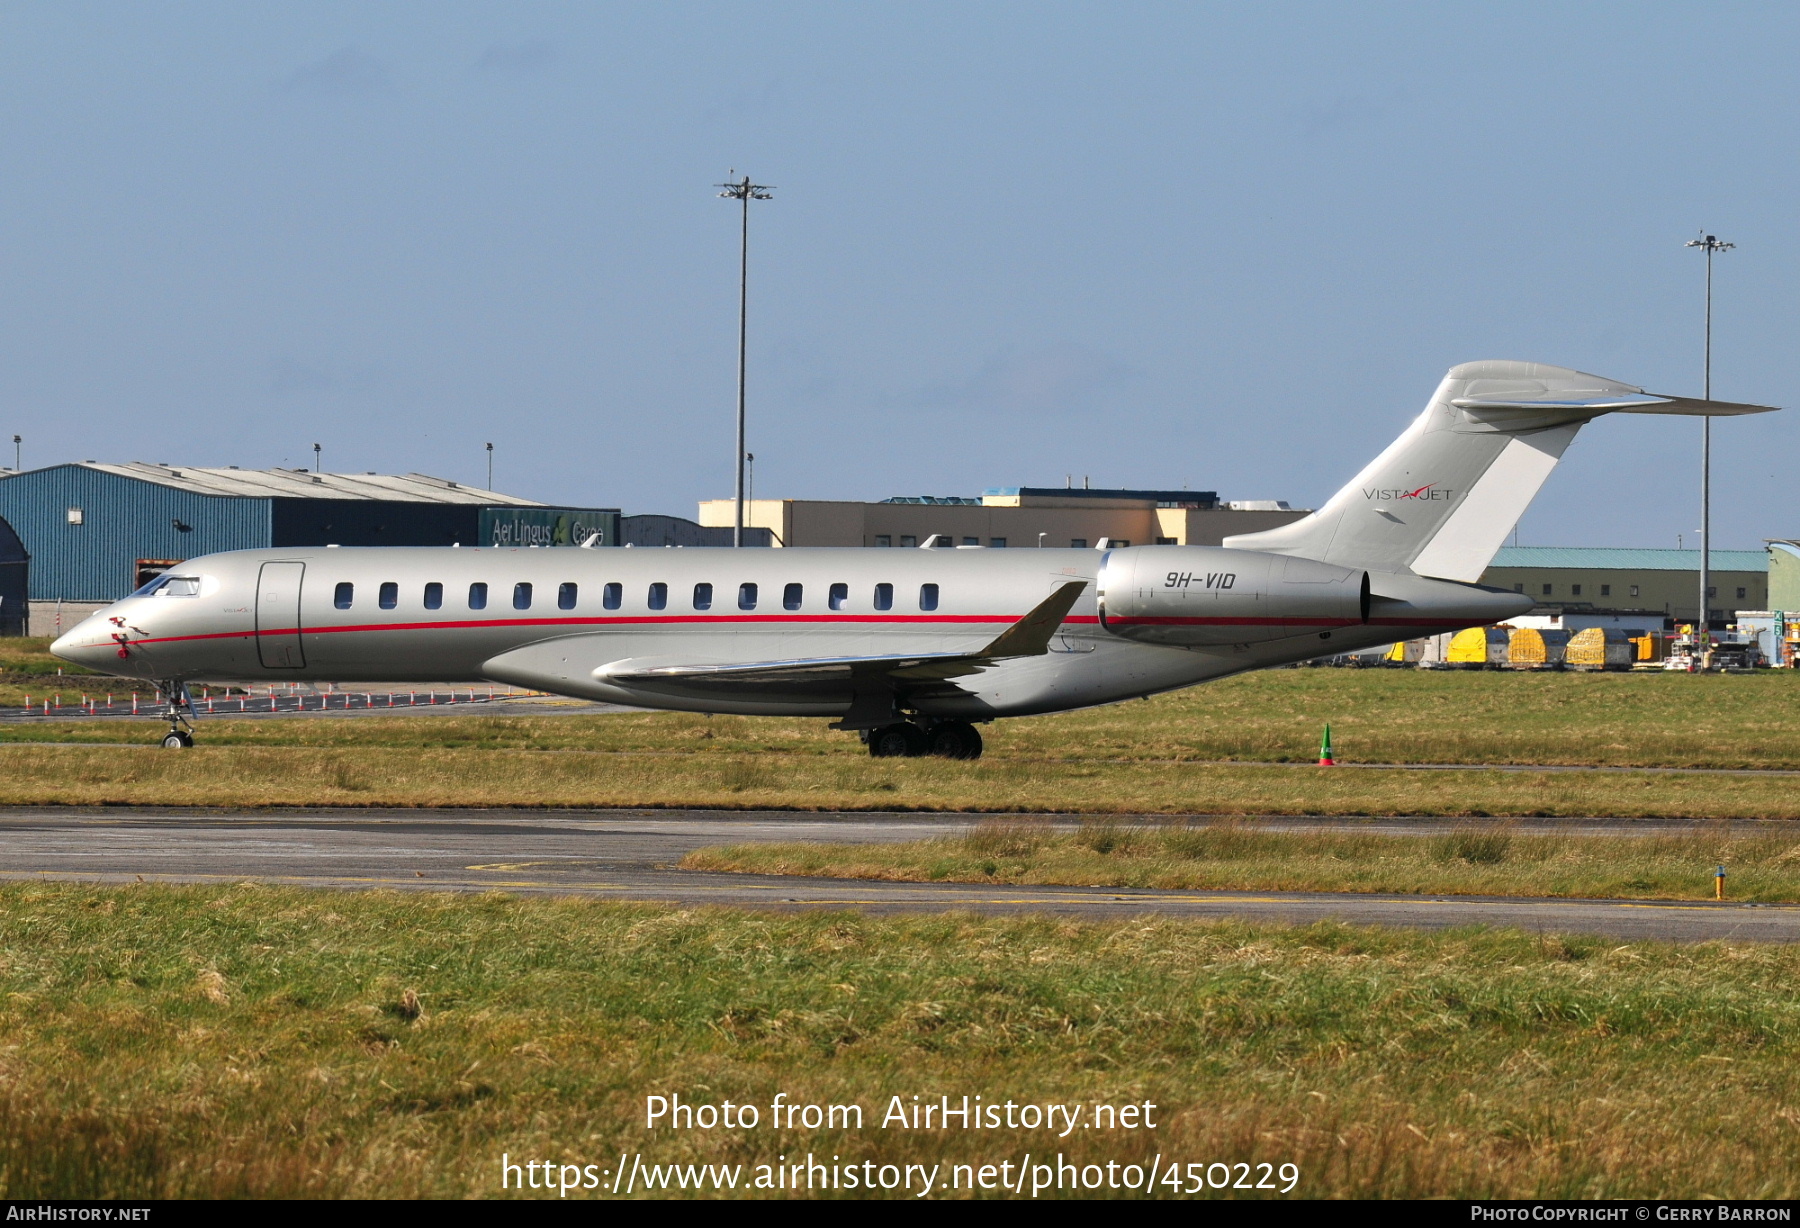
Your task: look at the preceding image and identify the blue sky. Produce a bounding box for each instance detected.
[0,2,1795,548]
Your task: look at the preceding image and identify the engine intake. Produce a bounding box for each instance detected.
[1097,546,1368,646]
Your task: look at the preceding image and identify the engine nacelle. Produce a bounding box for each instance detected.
[1097,546,1368,646]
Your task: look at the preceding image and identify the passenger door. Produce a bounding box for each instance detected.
[256,561,307,669]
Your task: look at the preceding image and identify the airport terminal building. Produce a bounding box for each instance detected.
[0,462,618,635]
[698,486,1310,549]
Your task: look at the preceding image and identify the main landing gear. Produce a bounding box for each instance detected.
[155,681,196,748]
[865,720,984,760]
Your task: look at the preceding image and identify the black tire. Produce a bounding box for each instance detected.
[161,731,192,749]
[868,723,928,758]
[927,722,984,760]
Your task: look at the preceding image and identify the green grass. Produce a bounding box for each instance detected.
[6,667,1800,815]
[684,821,1800,902]
[0,635,98,705]
[4,881,1800,1199]
[6,745,1800,817]
[10,666,1800,768]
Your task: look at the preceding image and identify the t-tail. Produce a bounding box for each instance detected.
[1224,360,1777,581]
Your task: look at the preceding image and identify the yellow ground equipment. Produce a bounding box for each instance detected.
[1506,626,1570,669]
[1565,626,1637,670]
[1446,626,1510,667]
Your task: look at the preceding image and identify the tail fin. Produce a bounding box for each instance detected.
[1223,360,1777,581]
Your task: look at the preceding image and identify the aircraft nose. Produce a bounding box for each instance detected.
[51,618,124,671]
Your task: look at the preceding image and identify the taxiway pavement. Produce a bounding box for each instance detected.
[0,807,1792,943]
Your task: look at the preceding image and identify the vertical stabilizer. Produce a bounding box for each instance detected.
[1222,361,1776,582]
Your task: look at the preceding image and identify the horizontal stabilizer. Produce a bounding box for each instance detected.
[1452,391,1777,433]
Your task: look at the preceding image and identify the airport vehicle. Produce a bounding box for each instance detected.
[50,361,1775,757]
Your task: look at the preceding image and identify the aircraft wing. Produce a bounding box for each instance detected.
[594,580,1089,689]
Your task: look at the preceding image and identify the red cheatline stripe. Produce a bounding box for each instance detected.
[116,608,1483,649]
[123,611,1105,647]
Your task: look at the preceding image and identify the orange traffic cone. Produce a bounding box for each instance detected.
[1318,724,1335,766]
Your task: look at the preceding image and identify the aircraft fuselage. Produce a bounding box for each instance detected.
[50,544,1522,723]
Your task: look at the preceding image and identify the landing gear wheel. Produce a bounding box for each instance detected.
[868,722,928,758]
[160,730,194,749]
[927,721,983,760]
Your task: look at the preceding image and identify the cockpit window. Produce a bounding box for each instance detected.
[141,575,201,597]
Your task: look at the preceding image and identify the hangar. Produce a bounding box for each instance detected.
[0,513,25,636]
[0,462,618,635]
[1477,546,1767,623]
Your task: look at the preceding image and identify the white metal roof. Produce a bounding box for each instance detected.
[68,462,543,505]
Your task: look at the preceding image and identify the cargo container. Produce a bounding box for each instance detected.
[1446,626,1510,667]
[1507,626,1570,669]
[1565,626,1638,670]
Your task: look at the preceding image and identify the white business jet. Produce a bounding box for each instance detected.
[52,361,1775,756]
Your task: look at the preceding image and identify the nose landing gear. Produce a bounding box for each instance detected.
[155,681,197,748]
[864,720,984,760]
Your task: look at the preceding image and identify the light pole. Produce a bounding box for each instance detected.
[486,442,494,490]
[717,172,773,546]
[312,442,321,473]
[10,435,18,471]
[1685,231,1733,666]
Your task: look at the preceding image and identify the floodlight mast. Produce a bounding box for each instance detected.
[1685,231,1733,667]
[718,173,774,547]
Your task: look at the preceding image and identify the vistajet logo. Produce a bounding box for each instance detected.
[1363,483,1455,502]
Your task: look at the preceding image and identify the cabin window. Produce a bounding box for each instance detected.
[991,537,1007,548]
[874,582,893,611]
[379,582,398,609]
[784,582,803,611]
[693,582,712,611]
[558,582,577,610]
[920,583,939,611]
[900,535,917,548]
[334,582,354,609]
[1071,538,1088,549]
[648,582,667,610]
[829,582,848,611]
[423,582,443,610]
[513,582,532,610]
[468,582,488,610]
[738,582,757,610]
[874,535,891,547]
[603,582,622,610]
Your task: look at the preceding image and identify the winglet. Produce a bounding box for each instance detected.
[978,580,1088,658]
